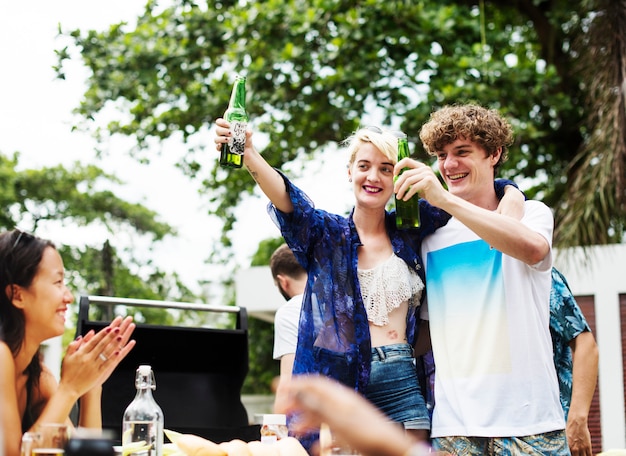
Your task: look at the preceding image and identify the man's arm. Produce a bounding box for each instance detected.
[440,195,549,264]
[273,354,295,413]
[567,331,599,456]
[396,161,550,265]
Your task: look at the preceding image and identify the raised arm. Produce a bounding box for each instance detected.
[214,118,293,213]
[441,194,549,264]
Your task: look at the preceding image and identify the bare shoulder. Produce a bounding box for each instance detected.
[0,341,16,375]
[0,339,11,355]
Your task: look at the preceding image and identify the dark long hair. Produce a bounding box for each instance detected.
[0,229,55,391]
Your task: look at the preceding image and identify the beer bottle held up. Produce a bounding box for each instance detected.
[394,132,420,229]
[219,75,248,168]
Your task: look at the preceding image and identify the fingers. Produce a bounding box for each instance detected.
[97,318,136,365]
[65,335,84,355]
[279,376,345,430]
[115,339,137,363]
[394,168,421,201]
[214,118,231,150]
[394,160,442,202]
[77,317,135,367]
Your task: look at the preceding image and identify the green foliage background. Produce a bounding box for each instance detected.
[55,0,626,254]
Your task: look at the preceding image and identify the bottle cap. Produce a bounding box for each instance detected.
[138,365,152,375]
[262,414,286,425]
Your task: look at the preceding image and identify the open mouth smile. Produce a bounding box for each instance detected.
[448,173,468,181]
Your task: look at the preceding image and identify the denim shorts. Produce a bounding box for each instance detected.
[364,343,430,430]
[432,430,571,455]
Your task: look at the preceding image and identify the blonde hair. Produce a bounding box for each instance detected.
[343,126,399,166]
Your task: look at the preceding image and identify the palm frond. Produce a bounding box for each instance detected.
[555,0,626,248]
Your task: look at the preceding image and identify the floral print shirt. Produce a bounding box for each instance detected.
[550,267,592,420]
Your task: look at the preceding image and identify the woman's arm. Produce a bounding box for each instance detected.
[214,118,293,213]
[32,317,135,429]
[0,343,24,456]
[497,184,526,219]
[78,387,102,429]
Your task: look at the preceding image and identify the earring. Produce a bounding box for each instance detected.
[349,178,352,182]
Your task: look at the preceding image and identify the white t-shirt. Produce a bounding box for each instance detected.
[421,201,565,438]
[272,294,303,360]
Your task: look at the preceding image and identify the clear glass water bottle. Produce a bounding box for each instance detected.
[122,365,164,456]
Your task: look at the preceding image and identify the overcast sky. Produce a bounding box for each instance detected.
[0,1,353,296]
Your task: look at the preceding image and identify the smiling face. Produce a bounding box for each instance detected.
[348,142,396,209]
[436,138,502,206]
[18,246,74,342]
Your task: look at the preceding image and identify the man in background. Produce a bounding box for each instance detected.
[550,267,599,456]
[269,243,307,412]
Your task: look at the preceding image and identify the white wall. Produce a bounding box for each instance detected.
[236,266,286,321]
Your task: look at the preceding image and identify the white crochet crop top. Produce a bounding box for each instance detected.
[357,253,424,326]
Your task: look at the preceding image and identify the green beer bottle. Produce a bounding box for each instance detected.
[394,132,420,229]
[219,75,248,168]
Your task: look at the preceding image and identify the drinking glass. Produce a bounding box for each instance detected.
[32,423,68,455]
[21,431,42,456]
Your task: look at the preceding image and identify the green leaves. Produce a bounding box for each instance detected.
[54,0,624,251]
[1,151,196,325]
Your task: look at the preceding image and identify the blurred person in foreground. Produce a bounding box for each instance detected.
[270,243,307,412]
[0,229,136,456]
[398,104,569,455]
[279,374,435,456]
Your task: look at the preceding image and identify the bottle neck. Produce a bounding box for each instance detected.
[135,368,156,393]
[397,138,410,160]
[134,386,155,400]
[229,79,246,110]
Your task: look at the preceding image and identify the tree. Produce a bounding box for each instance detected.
[554,0,626,247]
[55,0,625,251]
[1,151,200,327]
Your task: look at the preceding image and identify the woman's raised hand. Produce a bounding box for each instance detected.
[61,316,136,397]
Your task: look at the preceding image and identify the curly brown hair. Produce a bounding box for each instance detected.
[419,104,513,170]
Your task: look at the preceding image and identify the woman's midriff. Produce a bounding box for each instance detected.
[369,300,409,347]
